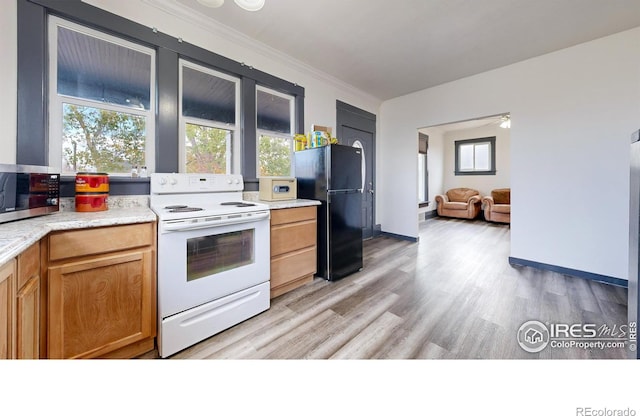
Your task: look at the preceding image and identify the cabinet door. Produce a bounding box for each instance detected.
[16,276,39,359]
[16,242,40,359]
[48,249,154,359]
[0,260,15,359]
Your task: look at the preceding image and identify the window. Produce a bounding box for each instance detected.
[256,86,295,177]
[180,61,240,174]
[454,137,496,175]
[418,133,428,204]
[20,1,305,191]
[48,17,155,175]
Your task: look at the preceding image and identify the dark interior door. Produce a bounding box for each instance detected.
[343,127,374,239]
[337,101,376,240]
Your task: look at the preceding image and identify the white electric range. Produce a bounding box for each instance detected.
[150,173,271,358]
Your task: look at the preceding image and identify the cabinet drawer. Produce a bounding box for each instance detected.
[49,223,154,262]
[271,221,316,257]
[271,247,316,289]
[271,206,316,226]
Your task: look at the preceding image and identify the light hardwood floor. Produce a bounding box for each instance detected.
[145,217,629,359]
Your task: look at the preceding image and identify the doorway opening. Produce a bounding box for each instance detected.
[417,113,511,223]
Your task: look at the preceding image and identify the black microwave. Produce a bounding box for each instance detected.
[0,164,60,225]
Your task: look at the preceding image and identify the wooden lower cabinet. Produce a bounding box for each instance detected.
[270,206,317,298]
[0,260,15,359]
[15,277,39,359]
[45,222,156,359]
[0,242,41,360]
[16,242,40,359]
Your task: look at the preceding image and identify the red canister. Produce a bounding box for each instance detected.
[75,193,108,212]
[75,172,109,212]
[75,172,109,193]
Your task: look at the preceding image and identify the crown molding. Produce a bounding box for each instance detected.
[141,0,381,105]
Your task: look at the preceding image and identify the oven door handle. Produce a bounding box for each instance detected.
[162,210,270,232]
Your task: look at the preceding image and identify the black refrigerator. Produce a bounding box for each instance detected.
[629,129,640,359]
[295,144,363,281]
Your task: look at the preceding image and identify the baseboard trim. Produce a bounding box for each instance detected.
[508,257,628,288]
[381,232,419,243]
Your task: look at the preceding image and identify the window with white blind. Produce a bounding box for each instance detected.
[48,16,156,176]
[179,60,240,174]
[256,86,295,177]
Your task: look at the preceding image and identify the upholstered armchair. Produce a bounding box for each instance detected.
[435,188,482,219]
[482,188,511,224]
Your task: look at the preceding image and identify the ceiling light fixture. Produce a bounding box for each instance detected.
[196,0,224,7]
[196,0,265,11]
[499,115,511,129]
[233,0,265,11]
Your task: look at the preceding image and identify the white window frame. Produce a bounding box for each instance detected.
[179,60,240,174]
[256,85,295,178]
[48,16,156,176]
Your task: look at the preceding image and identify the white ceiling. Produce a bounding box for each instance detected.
[420,114,507,134]
[171,0,640,101]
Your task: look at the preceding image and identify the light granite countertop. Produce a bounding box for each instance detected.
[242,191,320,209]
[0,198,156,269]
[260,199,321,209]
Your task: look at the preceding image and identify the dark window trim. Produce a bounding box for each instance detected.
[59,176,150,198]
[17,0,304,194]
[454,136,496,176]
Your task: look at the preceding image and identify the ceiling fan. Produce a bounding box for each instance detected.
[196,0,265,11]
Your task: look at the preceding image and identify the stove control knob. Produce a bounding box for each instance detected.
[159,177,167,185]
[227,179,232,185]
[170,177,178,185]
[234,179,240,184]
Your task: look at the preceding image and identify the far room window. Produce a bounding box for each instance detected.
[48,17,156,176]
[257,86,295,177]
[418,133,429,204]
[179,60,240,174]
[454,137,496,175]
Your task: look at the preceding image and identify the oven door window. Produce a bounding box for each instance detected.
[186,229,254,281]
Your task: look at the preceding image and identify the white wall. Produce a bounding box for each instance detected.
[442,124,510,196]
[0,0,381,164]
[0,0,17,164]
[380,27,640,280]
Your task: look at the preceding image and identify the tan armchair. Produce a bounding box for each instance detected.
[435,188,482,219]
[482,188,510,224]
